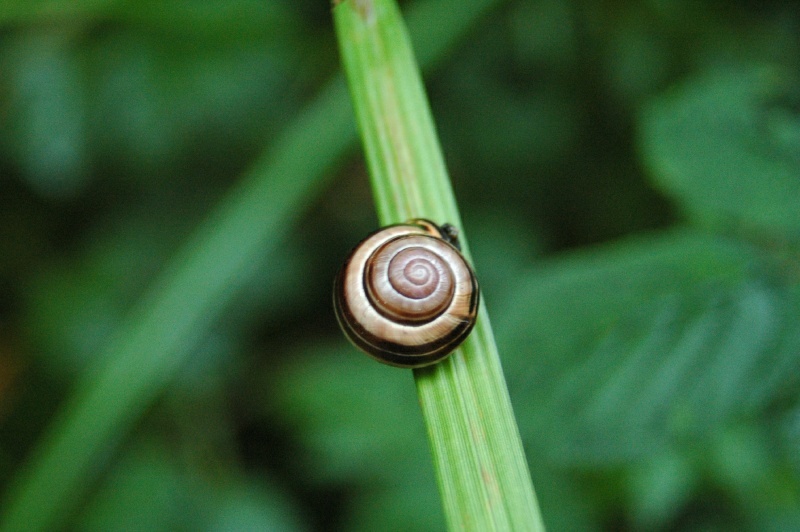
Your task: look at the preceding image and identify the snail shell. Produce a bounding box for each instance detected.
[334,219,479,368]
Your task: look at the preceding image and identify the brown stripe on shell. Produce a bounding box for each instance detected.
[333,219,480,369]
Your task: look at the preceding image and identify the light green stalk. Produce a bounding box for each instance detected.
[333,0,545,529]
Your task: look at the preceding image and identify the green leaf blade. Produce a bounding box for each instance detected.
[640,66,800,236]
[498,230,799,465]
[333,0,544,529]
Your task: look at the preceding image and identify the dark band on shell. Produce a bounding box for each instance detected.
[333,219,480,368]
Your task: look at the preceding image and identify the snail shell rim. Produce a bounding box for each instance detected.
[334,220,480,368]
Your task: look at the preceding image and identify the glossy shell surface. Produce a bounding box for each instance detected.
[334,219,479,368]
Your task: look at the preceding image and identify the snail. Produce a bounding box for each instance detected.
[334,219,480,368]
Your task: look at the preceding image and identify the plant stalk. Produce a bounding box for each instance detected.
[333,0,545,528]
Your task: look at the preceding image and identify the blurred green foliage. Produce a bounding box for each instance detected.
[1,0,799,530]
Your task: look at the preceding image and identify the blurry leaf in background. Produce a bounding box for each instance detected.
[1,31,89,198]
[77,440,304,531]
[624,449,698,529]
[640,66,800,236]
[83,30,299,181]
[497,229,799,461]
[537,280,798,461]
[496,230,755,374]
[433,17,582,200]
[0,2,304,198]
[21,204,313,378]
[495,228,800,527]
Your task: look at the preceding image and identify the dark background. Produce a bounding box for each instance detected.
[1,0,799,529]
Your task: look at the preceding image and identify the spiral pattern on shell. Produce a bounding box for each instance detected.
[334,219,480,368]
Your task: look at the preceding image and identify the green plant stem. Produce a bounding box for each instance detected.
[333,0,544,529]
